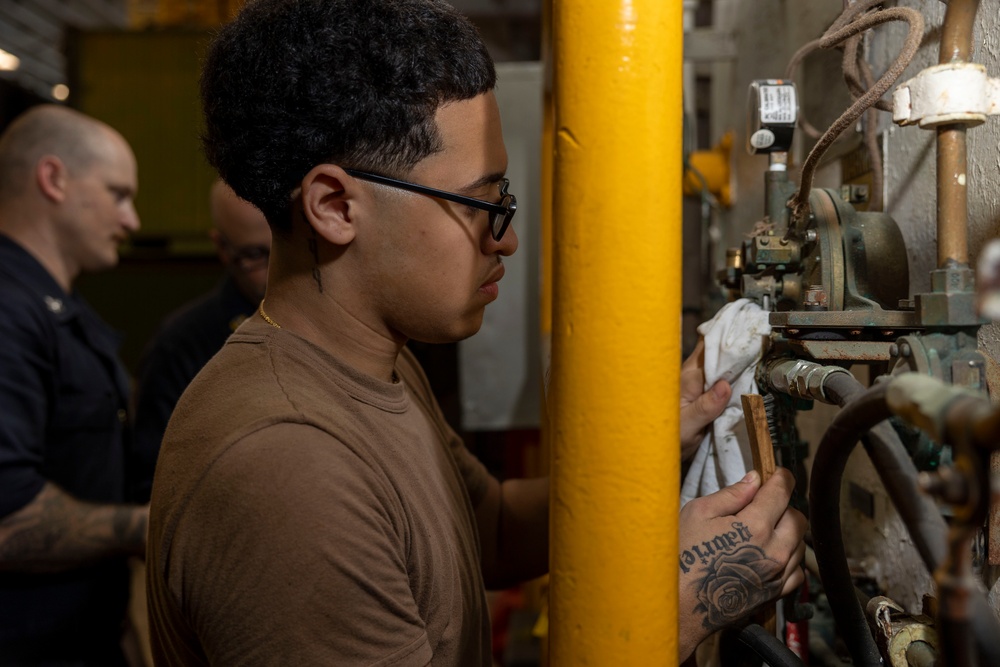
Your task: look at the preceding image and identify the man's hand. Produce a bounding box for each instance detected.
[679,339,731,461]
[676,468,807,662]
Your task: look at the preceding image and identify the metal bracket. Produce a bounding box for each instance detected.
[893,62,1000,128]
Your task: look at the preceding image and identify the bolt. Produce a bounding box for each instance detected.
[889,343,899,357]
[787,329,800,336]
[805,229,818,244]
[901,343,911,357]
[760,237,770,246]
[779,238,788,246]
[850,330,862,336]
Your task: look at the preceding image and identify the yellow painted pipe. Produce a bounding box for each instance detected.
[550,0,682,664]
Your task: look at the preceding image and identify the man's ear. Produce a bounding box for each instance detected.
[300,164,359,245]
[36,156,68,203]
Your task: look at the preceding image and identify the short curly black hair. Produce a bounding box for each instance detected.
[200,0,496,229]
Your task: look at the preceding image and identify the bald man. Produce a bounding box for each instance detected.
[132,180,271,502]
[0,105,146,665]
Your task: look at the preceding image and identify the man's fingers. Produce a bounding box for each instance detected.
[737,467,796,526]
[681,339,705,372]
[683,470,761,521]
[679,379,731,448]
[779,542,807,597]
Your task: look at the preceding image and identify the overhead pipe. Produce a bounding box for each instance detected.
[549,0,683,663]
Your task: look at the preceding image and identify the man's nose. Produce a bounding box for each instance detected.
[484,223,518,257]
[121,201,140,232]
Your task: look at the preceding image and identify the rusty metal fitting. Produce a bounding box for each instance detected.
[803,284,828,311]
[886,373,987,443]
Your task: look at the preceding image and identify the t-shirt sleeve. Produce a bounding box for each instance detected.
[171,422,433,667]
[0,300,51,517]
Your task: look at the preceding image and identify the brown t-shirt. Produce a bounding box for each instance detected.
[147,317,493,666]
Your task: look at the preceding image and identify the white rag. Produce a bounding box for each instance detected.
[680,298,771,507]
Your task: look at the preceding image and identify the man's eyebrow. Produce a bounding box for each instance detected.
[459,171,507,193]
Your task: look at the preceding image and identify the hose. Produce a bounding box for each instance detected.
[810,375,1000,665]
[733,624,807,667]
[788,6,923,231]
[808,377,884,667]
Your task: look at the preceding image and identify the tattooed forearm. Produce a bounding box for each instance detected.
[0,483,148,572]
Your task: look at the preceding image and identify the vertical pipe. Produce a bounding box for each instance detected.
[936,0,979,268]
[549,1,682,664]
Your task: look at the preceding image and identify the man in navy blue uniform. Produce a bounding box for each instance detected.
[0,105,148,666]
[132,180,271,502]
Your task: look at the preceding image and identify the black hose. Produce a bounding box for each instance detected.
[809,377,884,667]
[810,375,1000,665]
[734,624,807,667]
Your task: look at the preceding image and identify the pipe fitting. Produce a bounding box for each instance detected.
[765,358,852,403]
[885,373,986,443]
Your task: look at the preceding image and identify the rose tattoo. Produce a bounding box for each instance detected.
[694,545,777,629]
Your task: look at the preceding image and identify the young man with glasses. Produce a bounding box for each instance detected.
[146,1,805,664]
[131,180,271,502]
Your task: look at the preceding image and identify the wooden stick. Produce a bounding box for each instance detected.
[742,394,776,482]
[741,393,777,636]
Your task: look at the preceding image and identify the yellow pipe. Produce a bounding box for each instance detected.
[550,0,682,664]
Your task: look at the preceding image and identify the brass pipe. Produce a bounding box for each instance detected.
[935,0,980,268]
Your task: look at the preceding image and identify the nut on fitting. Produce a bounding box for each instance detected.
[766,358,852,403]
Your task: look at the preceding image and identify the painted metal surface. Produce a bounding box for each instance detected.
[549,0,682,663]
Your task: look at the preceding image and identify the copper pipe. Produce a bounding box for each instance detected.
[936,0,980,268]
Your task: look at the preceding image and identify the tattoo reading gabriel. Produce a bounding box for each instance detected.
[680,522,780,630]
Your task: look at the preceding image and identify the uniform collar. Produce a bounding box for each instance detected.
[0,234,80,323]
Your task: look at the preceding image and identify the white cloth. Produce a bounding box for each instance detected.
[680,298,771,506]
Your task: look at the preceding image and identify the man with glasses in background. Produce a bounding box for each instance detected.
[146,0,804,664]
[132,180,270,502]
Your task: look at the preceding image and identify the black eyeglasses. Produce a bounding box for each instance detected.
[219,237,270,271]
[344,169,517,242]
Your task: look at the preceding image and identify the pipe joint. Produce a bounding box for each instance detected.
[885,373,986,443]
[765,358,852,403]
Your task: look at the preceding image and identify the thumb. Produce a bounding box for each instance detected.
[697,470,761,518]
[679,380,731,446]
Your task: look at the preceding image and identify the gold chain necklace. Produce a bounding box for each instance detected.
[259,301,281,329]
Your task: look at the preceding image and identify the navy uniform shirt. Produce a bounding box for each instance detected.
[0,234,131,664]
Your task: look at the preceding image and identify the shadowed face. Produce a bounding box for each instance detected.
[58,128,139,275]
[211,183,271,303]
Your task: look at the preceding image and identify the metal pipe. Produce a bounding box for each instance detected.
[549,0,682,663]
[935,0,980,267]
[905,640,936,667]
[811,375,1000,664]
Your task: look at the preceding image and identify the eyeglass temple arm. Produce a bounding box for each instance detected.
[344,169,508,215]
